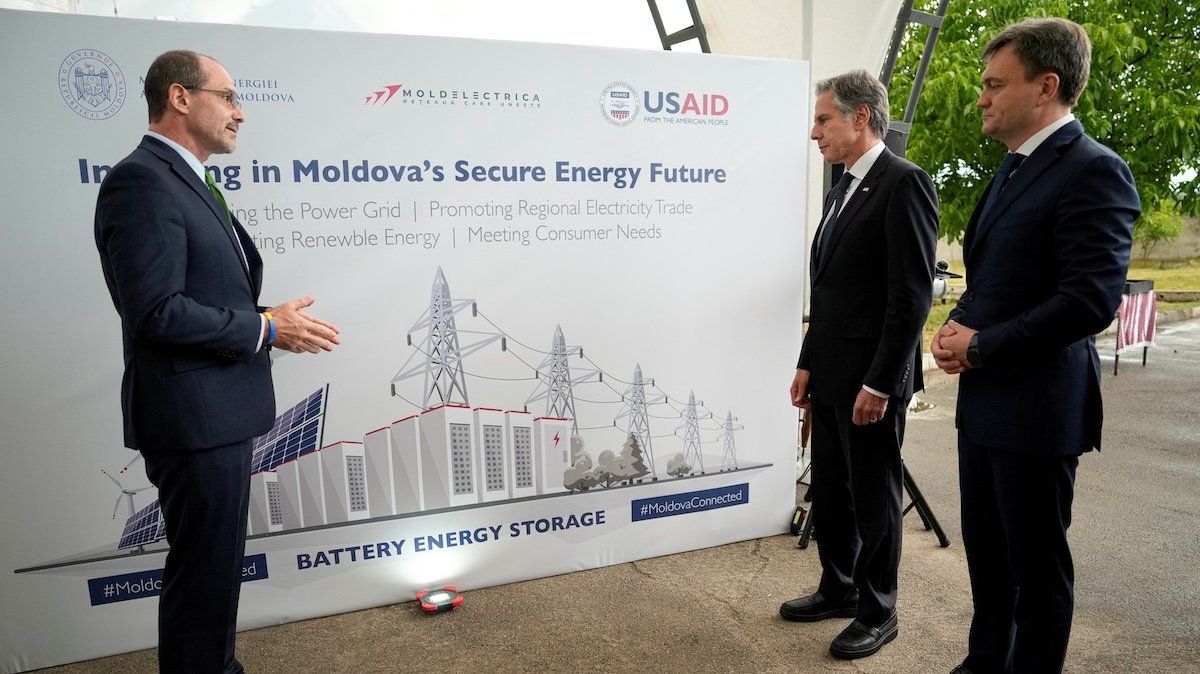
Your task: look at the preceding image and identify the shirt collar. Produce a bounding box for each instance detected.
[146,131,207,183]
[846,140,886,180]
[1014,113,1075,157]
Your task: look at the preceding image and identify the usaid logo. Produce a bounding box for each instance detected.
[600,81,639,126]
[59,49,126,120]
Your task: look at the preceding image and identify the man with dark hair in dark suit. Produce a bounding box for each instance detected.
[781,69,938,660]
[95,49,341,673]
[932,18,1140,674]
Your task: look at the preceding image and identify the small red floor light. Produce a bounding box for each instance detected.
[417,586,463,614]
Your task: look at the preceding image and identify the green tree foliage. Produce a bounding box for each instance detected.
[889,0,1200,247]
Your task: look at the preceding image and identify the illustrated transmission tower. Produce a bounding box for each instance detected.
[720,411,743,470]
[390,268,503,408]
[677,391,710,475]
[525,325,598,437]
[614,364,663,479]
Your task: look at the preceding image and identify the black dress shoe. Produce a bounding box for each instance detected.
[949,664,972,674]
[829,612,898,659]
[778,591,858,622]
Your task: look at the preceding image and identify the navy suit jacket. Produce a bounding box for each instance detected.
[95,135,275,452]
[798,148,939,405]
[951,120,1140,455]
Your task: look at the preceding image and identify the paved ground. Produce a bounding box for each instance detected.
[47,320,1200,674]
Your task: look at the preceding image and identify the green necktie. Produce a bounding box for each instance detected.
[205,171,232,225]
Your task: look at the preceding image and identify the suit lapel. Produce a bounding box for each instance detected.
[814,148,891,282]
[141,136,255,290]
[966,120,1084,260]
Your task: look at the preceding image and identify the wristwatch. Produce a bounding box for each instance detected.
[966,334,984,368]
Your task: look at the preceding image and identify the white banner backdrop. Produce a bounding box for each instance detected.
[0,9,808,671]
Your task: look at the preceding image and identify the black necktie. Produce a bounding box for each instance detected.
[978,152,1024,224]
[816,171,855,266]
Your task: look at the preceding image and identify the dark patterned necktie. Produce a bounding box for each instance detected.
[978,152,1025,224]
[816,171,855,266]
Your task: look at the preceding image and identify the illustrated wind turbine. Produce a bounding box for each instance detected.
[101,469,152,521]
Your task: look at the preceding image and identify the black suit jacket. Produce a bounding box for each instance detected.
[95,135,276,452]
[798,147,939,406]
[951,120,1139,455]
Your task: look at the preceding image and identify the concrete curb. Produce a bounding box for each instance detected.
[921,305,1200,374]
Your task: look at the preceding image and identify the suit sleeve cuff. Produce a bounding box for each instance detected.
[862,385,889,400]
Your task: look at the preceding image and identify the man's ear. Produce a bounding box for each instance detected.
[1038,72,1061,105]
[166,82,190,116]
[855,104,871,131]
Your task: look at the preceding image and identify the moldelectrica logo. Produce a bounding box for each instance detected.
[59,49,126,120]
[599,81,639,127]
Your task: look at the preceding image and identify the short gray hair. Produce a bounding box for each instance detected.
[983,18,1092,106]
[815,70,890,139]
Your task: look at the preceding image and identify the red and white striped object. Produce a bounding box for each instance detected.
[1116,290,1157,354]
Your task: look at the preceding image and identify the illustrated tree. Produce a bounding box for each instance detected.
[889,0,1200,254]
[563,462,598,492]
[666,453,692,478]
[621,433,652,483]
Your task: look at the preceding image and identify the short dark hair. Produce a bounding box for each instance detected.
[143,50,211,123]
[983,18,1092,106]
[815,70,890,139]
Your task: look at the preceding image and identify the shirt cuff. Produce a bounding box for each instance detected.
[254,314,266,353]
[862,385,889,400]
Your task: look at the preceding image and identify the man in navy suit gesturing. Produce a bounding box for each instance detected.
[95,50,340,673]
[933,19,1140,674]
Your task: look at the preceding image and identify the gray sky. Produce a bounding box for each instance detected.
[58,0,695,51]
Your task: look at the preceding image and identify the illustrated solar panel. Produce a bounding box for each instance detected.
[117,499,164,550]
[250,386,328,475]
[116,385,330,550]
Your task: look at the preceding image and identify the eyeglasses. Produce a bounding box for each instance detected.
[187,87,241,108]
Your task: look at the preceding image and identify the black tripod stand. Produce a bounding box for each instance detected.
[797,458,950,549]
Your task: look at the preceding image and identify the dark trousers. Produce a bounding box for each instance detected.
[809,398,905,626]
[143,440,253,674]
[958,431,1079,674]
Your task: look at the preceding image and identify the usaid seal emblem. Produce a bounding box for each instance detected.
[600,81,639,127]
[59,49,126,120]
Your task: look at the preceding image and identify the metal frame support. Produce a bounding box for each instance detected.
[879,0,952,156]
[645,0,711,53]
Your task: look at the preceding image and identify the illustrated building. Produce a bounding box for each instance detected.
[248,471,283,535]
[505,410,537,500]
[320,441,370,524]
[474,408,510,503]
[418,404,479,509]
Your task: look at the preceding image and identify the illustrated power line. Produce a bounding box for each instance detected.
[390,267,504,408]
[720,411,744,471]
[386,268,744,483]
[677,391,711,475]
[524,325,599,437]
[613,364,664,479]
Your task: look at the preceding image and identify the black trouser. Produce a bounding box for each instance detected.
[809,398,905,626]
[958,431,1079,674]
[143,440,252,674]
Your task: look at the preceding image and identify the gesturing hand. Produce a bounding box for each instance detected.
[269,296,341,354]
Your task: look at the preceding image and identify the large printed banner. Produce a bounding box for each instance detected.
[0,9,808,671]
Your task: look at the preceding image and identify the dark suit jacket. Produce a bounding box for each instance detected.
[951,120,1139,455]
[798,147,939,406]
[95,135,275,453]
